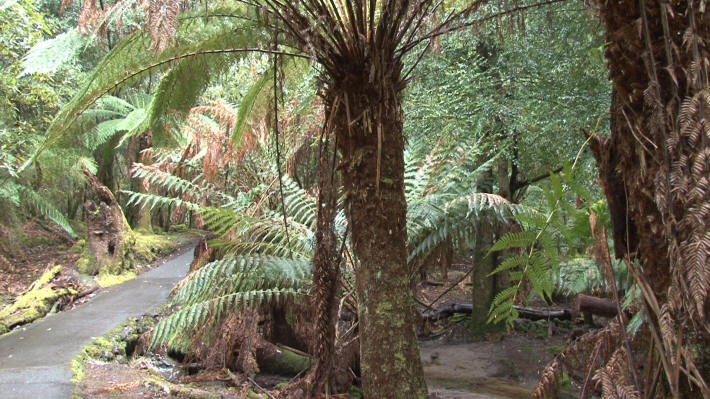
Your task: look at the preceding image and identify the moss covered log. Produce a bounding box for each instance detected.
[0,265,76,334]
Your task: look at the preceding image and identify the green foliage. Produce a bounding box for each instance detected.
[488,158,599,326]
[31,6,271,164]
[553,257,630,297]
[405,136,524,264]
[150,255,310,351]
[19,27,86,76]
[403,8,610,196]
[18,185,76,237]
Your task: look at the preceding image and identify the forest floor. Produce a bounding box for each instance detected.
[0,221,80,308]
[74,259,581,399]
[1,225,579,398]
[0,221,199,310]
[0,247,196,398]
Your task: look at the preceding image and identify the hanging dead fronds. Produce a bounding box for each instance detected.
[586,0,710,397]
[534,321,624,399]
[143,0,180,53]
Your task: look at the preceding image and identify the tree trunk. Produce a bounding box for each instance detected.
[126,131,153,231]
[97,134,119,195]
[471,224,502,334]
[305,134,341,396]
[593,1,710,395]
[574,294,618,319]
[327,67,428,397]
[81,165,135,275]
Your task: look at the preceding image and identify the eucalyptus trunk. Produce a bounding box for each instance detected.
[326,64,427,398]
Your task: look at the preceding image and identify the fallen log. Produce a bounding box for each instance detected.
[513,306,572,321]
[424,303,572,322]
[574,294,618,318]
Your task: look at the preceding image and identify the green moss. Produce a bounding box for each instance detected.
[349,384,363,398]
[77,230,177,281]
[528,320,549,339]
[0,266,73,335]
[70,239,85,254]
[133,231,177,263]
[246,389,262,399]
[260,347,310,376]
[70,319,139,383]
[168,224,187,232]
[543,345,566,355]
[75,251,93,274]
[96,271,137,287]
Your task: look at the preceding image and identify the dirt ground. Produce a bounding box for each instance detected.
[77,331,569,399]
[421,331,567,398]
[0,221,79,307]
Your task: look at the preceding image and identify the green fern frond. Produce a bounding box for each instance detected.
[20,28,86,76]
[488,138,599,326]
[231,62,273,146]
[0,180,21,207]
[25,8,272,170]
[151,254,310,350]
[489,230,539,252]
[121,191,200,212]
[18,186,76,237]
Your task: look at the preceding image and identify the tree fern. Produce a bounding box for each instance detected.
[24,6,274,170]
[406,137,524,264]
[19,28,87,77]
[17,185,77,237]
[151,255,310,350]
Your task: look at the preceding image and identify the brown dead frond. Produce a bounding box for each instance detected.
[143,0,180,53]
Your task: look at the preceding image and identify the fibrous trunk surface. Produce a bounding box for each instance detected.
[326,61,428,398]
[590,0,710,395]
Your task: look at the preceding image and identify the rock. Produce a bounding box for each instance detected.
[120,326,133,341]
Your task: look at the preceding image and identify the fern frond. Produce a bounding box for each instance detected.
[18,186,76,237]
[151,254,310,349]
[25,8,272,169]
[489,230,539,252]
[121,191,200,212]
[20,28,86,76]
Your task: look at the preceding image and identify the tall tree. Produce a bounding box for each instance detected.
[260,0,483,396]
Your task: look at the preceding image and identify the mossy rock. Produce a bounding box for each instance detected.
[168,224,187,232]
[71,318,144,382]
[97,271,137,287]
[77,231,177,278]
[259,346,311,376]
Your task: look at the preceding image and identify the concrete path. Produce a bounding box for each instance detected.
[0,248,194,399]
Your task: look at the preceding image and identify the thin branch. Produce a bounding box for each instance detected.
[510,165,563,192]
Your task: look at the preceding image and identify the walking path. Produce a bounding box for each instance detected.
[0,248,194,399]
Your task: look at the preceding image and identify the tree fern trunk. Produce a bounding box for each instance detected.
[97,134,120,194]
[593,0,710,395]
[306,135,341,396]
[327,67,428,398]
[81,165,136,275]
